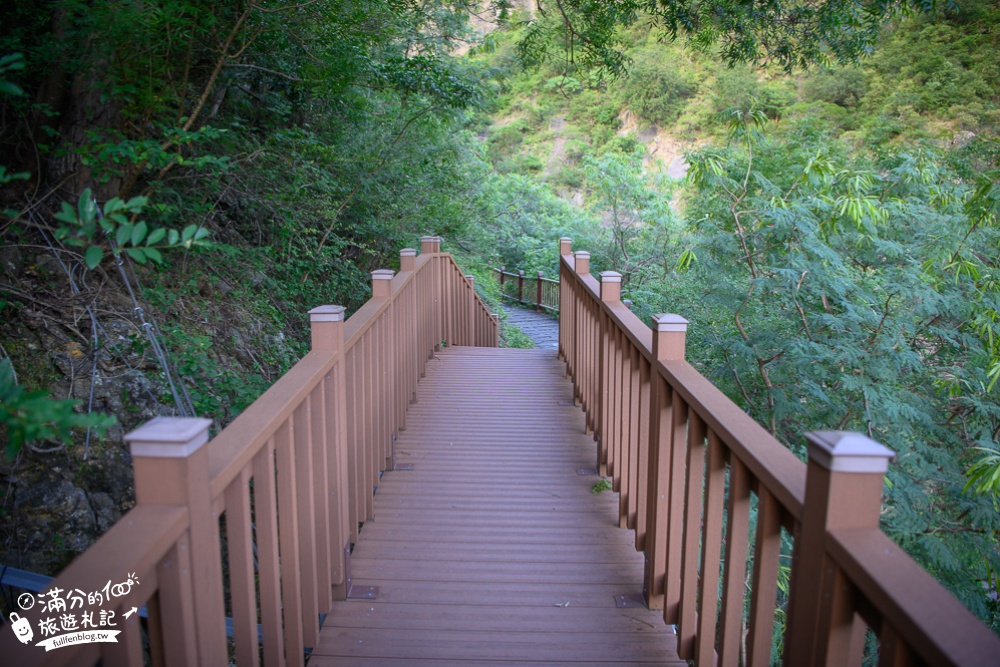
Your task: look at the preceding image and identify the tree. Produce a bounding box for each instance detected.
[673,107,1000,626]
[503,0,942,75]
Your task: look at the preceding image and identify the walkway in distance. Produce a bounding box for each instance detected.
[501,306,560,351]
[310,346,684,666]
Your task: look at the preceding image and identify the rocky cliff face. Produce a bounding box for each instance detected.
[0,244,301,576]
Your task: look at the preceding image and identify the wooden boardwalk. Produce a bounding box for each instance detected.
[311,347,684,666]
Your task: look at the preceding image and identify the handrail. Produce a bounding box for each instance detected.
[494,266,559,313]
[1,237,498,666]
[556,236,1000,666]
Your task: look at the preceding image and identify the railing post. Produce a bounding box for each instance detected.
[308,305,349,600]
[574,250,590,275]
[644,314,687,610]
[518,269,524,303]
[599,270,621,302]
[594,270,621,465]
[785,431,894,666]
[537,271,544,312]
[560,236,572,257]
[623,299,633,311]
[499,265,505,292]
[420,235,441,254]
[491,312,499,347]
[127,417,224,666]
[558,238,571,360]
[399,248,416,272]
[310,304,346,351]
[420,236,442,350]
[372,269,394,298]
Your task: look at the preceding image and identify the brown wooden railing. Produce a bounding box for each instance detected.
[494,266,559,313]
[557,236,1000,667]
[1,237,497,666]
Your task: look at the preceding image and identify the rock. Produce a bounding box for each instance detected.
[0,245,23,278]
[12,473,97,573]
[88,492,121,533]
[215,278,234,297]
[950,131,976,149]
[33,253,65,281]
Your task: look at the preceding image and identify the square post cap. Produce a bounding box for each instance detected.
[653,314,688,332]
[371,269,395,280]
[420,236,442,252]
[559,237,572,254]
[125,416,213,458]
[399,248,417,257]
[490,312,499,319]
[600,271,622,283]
[806,431,895,473]
[309,305,346,322]
[574,251,590,260]
[465,274,474,282]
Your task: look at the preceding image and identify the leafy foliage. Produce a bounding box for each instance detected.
[501,0,942,75]
[0,358,114,457]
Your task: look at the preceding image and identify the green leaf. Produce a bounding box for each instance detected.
[125,247,147,264]
[181,224,197,242]
[0,81,23,96]
[131,221,148,246]
[124,195,148,211]
[84,246,103,269]
[194,226,210,241]
[103,198,123,215]
[116,222,133,247]
[146,228,166,245]
[167,229,180,245]
[144,247,163,264]
[54,201,78,225]
[77,189,96,224]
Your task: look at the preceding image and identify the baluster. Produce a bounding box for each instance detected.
[537,270,544,312]
[635,356,651,551]
[466,274,475,347]
[251,441,285,665]
[677,412,706,659]
[718,454,751,665]
[223,468,259,667]
[746,487,781,667]
[292,399,319,648]
[695,430,726,665]
[627,344,640,531]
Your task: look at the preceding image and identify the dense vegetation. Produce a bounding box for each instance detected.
[474,0,1000,635]
[1,0,998,642]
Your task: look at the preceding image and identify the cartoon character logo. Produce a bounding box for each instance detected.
[8,612,33,644]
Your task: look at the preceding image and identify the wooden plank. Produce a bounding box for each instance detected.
[314,628,681,663]
[310,660,683,667]
[325,602,674,633]
[352,540,644,564]
[315,347,682,665]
